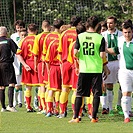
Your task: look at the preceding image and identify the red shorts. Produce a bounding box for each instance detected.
[37,62,46,86]
[72,68,78,90]
[49,65,61,91]
[43,63,48,84]
[62,61,73,88]
[21,60,39,86]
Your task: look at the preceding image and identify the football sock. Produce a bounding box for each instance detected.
[40,92,46,110]
[121,96,131,119]
[0,89,6,109]
[25,89,32,109]
[13,88,19,106]
[54,91,60,113]
[74,97,82,119]
[71,92,76,112]
[92,95,100,119]
[38,89,42,110]
[107,89,113,111]
[100,92,107,109]
[8,86,14,107]
[47,95,53,113]
[117,89,122,106]
[59,91,68,114]
[18,88,22,104]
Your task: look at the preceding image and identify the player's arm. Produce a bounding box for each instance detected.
[99,37,106,59]
[16,54,31,71]
[106,46,119,56]
[33,36,39,72]
[74,36,80,74]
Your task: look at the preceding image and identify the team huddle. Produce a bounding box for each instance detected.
[0,15,133,124]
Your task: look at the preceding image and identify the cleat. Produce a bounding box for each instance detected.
[91,118,98,123]
[6,106,17,112]
[102,108,109,114]
[115,105,124,115]
[18,103,22,108]
[109,110,114,116]
[37,110,47,115]
[1,108,7,112]
[57,113,65,118]
[54,112,59,116]
[88,114,92,120]
[68,118,79,123]
[45,112,52,117]
[124,118,130,123]
[27,108,36,113]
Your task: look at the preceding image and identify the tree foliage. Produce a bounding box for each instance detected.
[9,0,133,26]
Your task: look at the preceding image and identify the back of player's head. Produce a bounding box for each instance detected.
[70,16,81,27]
[86,16,99,29]
[28,23,38,32]
[122,22,133,30]
[14,20,25,28]
[76,24,86,34]
[107,16,117,23]
[53,19,64,29]
[0,26,7,36]
[42,20,50,29]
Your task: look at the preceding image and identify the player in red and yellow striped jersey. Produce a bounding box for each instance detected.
[57,16,81,118]
[32,20,51,113]
[42,19,64,116]
[16,23,38,112]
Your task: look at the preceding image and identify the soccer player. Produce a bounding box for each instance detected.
[69,16,106,123]
[16,23,38,112]
[32,20,51,113]
[10,20,25,108]
[43,19,64,117]
[106,22,133,123]
[57,16,81,118]
[101,16,123,116]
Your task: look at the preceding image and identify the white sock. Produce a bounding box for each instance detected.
[121,96,131,119]
[13,89,19,107]
[117,89,122,106]
[100,95,107,109]
[107,90,113,111]
[18,90,22,104]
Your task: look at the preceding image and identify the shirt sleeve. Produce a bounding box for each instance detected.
[74,36,80,50]
[9,38,18,54]
[99,37,106,52]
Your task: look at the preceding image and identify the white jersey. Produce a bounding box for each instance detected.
[116,37,133,70]
[102,29,123,61]
[10,32,21,75]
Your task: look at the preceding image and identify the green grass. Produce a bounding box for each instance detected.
[0,84,133,133]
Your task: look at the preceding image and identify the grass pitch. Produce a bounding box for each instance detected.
[0,84,133,133]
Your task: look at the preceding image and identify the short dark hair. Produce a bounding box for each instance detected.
[28,23,38,32]
[76,24,86,34]
[122,22,133,30]
[107,16,117,23]
[70,16,81,26]
[14,20,25,28]
[20,28,27,32]
[53,19,64,29]
[86,16,99,29]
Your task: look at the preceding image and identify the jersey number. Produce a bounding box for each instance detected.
[83,42,94,55]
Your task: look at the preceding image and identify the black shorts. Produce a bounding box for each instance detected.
[0,62,16,87]
[77,73,102,97]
